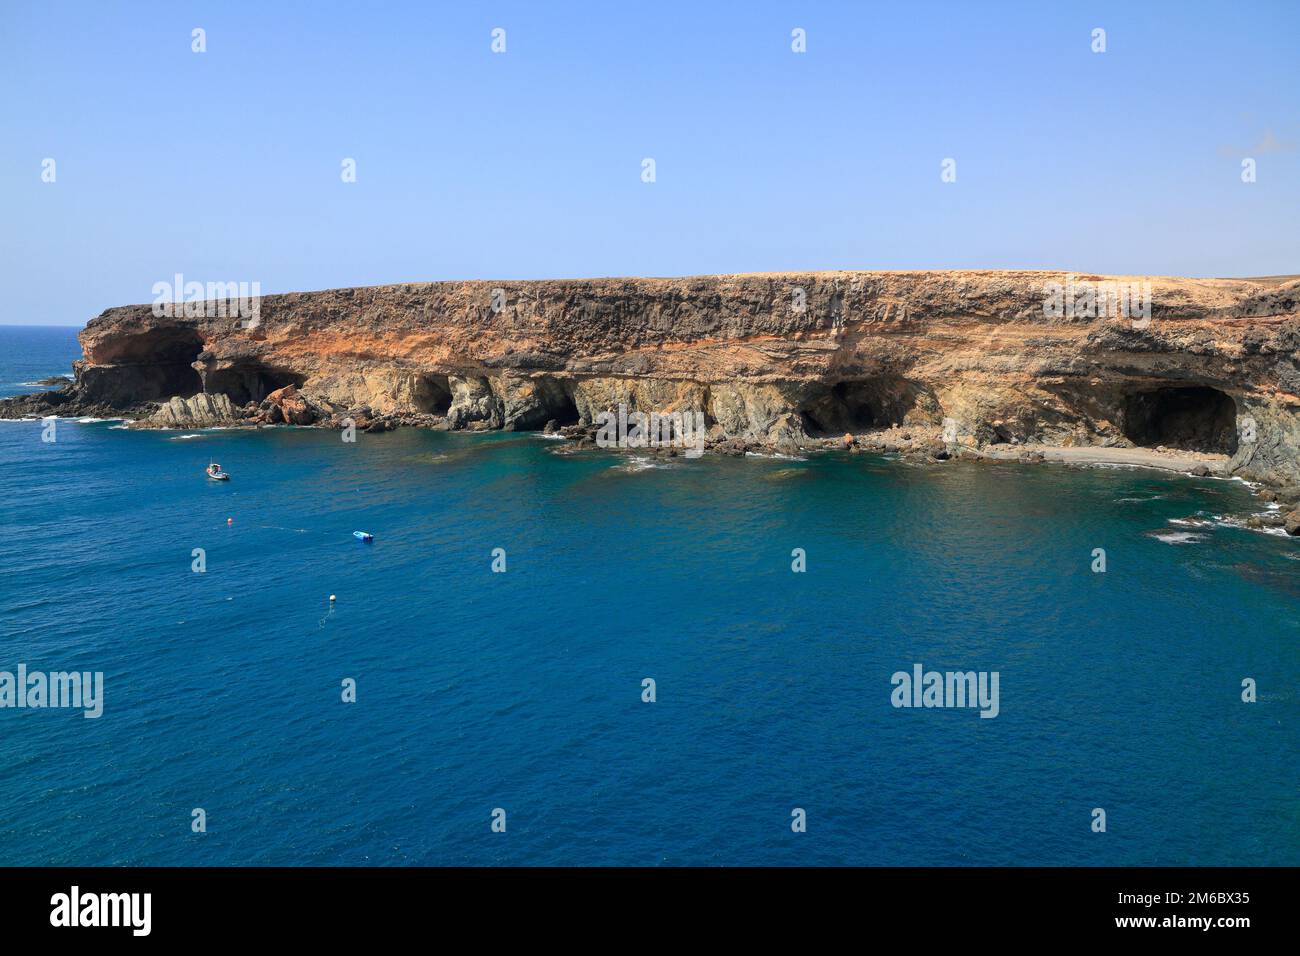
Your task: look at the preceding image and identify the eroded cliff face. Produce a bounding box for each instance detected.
[7,270,1300,482]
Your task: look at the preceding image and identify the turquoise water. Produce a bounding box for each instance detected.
[1,326,1297,865]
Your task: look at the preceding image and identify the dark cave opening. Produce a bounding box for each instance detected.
[81,327,205,403]
[205,364,305,405]
[158,361,203,398]
[800,379,911,435]
[508,377,581,430]
[544,383,581,427]
[413,374,452,415]
[1122,386,1238,454]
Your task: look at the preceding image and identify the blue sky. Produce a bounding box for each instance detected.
[2,0,1297,325]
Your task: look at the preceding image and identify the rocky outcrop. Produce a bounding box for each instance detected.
[146,392,238,427]
[446,376,503,430]
[254,384,319,426]
[5,270,1300,483]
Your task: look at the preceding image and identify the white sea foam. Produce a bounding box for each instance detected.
[1148,530,1208,544]
[745,451,808,461]
[1092,462,1146,471]
[1216,515,1290,538]
[170,433,202,440]
[616,456,668,472]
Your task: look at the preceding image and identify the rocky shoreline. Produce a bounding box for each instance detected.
[12,385,1300,532]
[5,269,1300,524]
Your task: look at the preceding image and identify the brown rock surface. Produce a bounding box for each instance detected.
[5,270,1300,482]
[260,384,316,425]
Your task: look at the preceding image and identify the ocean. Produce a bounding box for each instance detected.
[0,325,1296,866]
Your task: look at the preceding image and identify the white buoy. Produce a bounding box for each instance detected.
[329,594,336,603]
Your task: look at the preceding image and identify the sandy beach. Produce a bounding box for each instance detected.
[974,443,1230,475]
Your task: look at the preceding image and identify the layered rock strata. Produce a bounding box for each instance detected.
[5,270,1300,484]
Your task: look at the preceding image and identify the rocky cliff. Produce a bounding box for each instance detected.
[6,270,1300,483]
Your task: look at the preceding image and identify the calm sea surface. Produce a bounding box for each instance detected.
[1,325,1296,865]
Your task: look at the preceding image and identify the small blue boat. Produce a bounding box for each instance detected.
[353,531,374,542]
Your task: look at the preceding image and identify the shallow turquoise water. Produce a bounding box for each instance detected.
[1,326,1297,865]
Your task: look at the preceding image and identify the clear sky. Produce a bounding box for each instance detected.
[2,0,1297,325]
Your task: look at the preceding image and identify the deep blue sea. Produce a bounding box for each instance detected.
[1,325,1297,866]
